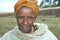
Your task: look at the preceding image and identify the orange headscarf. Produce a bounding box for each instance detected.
[14,0,39,17]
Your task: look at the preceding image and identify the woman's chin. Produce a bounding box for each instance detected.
[21,29,30,33]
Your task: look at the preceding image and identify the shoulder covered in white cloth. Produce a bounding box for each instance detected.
[0,23,58,40]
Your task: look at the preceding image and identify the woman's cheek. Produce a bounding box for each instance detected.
[18,19,24,24]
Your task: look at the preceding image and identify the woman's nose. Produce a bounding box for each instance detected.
[24,19,28,25]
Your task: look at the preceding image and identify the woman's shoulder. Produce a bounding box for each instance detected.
[1,30,13,40]
[46,30,58,40]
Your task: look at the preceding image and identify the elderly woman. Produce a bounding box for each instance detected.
[1,0,57,40]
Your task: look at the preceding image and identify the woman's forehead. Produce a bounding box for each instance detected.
[19,7,33,12]
[18,7,34,15]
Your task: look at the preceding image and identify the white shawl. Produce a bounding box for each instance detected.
[1,23,58,40]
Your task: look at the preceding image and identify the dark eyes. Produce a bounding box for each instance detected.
[16,16,34,20]
[28,16,34,19]
[17,16,24,19]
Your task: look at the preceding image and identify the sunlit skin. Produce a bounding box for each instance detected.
[16,7,36,33]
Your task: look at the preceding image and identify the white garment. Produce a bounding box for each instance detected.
[1,23,58,40]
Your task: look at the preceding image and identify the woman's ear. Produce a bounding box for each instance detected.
[15,13,18,19]
[33,17,36,22]
[15,15,17,19]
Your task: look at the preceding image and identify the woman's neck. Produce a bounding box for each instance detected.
[27,26,35,34]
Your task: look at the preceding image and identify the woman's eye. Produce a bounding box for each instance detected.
[28,17,34,19]
[18,16,24,19]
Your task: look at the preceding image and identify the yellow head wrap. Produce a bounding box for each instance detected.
[14,0,39,17]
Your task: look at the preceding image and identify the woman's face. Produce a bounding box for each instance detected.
[16,7,36,33]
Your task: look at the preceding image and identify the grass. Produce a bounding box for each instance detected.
[0,15,60,40]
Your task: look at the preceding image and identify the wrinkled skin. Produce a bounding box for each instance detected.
[16,7,36,33]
